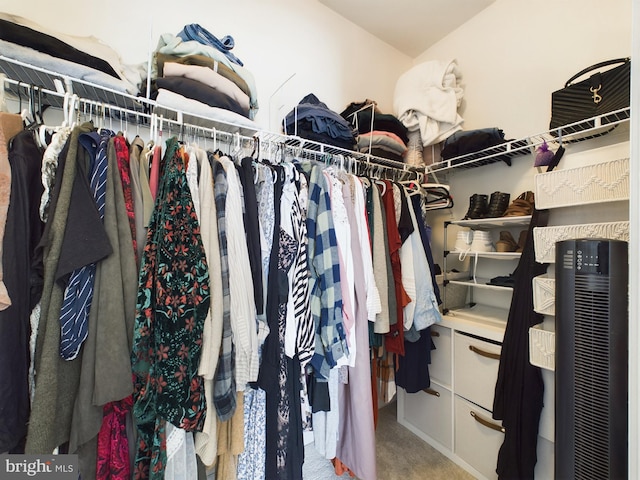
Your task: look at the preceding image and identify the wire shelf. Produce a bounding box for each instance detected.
[2,55,628,176]
[428,107,630,174]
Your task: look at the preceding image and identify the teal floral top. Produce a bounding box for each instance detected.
[131,138,210,479]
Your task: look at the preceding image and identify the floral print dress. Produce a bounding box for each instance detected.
[131,138,210,480]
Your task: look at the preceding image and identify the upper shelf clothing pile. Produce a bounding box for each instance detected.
[151,24,259,126]
[0,12,146,95]
[341,99,409,163]
[283,93,357,150]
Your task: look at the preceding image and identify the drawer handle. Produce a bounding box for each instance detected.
[430,330,440,338]
[470,410,505,433]
[469,345,500,360]
[422,387,440,397]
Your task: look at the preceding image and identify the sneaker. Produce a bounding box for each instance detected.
[453,230,473,253]
[470,230,496,253]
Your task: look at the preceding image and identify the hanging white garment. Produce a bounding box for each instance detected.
[195,152,223,466]
[185,145,201,218]
[351,176,381,323]
[165,423,198,480]
[220,157,259,389]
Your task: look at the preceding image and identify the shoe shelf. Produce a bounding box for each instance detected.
[441,304,510,337]
[448,278,513,291]
[446,215,532,229]
[442,216,528,316]
[463,252,521,260]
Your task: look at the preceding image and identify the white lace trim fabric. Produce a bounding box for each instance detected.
[165,422,198,480]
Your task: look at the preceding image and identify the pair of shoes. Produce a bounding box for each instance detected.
[463,191,511,220]
[495,231,518,252]
[503,191,535,217]
[470,230,495,253]
[453,229,496,259]
[496,230,529,252]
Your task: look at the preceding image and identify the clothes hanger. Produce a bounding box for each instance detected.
[399,170,424,196]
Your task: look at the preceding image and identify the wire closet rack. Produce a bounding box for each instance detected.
[0,54,632,178]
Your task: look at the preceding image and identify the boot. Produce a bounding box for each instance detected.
[463,194,488,220]
[485,192,510,218]
[503,191,535,217]
[496,231,518,252]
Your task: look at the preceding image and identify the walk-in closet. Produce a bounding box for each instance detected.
[0,1,636,479]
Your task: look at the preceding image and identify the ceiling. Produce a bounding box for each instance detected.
[319,0,496,58]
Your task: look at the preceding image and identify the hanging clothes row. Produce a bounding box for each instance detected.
[1,79,449,480]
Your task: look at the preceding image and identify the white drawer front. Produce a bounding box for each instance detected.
[454,332,501,412]
[400,384,452,450]
[429,324,452,386]
[454,396,503,480]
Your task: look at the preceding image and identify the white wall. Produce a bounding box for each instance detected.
[415,0,632,139]
[0,0,412,130]
[415,1,632,477]
[420,0,632,259]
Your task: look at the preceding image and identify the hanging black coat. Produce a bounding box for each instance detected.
[492,146,564,480]
[0,130,45,452]
[492,207,549,479]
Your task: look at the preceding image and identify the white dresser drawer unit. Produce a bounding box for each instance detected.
[400,383,453,450]
[454,331,502,412]
[429,324,452,387]
[454,395,504,480]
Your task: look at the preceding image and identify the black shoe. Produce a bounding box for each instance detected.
[463,194,488,220]
[485,192,510,218]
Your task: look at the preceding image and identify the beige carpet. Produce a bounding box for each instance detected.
[302,401,474,479]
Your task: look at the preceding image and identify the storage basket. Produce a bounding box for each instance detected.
[529,324,555,371]
[437,272,469,312]
[532,275,555,315]
[533,221,629,263]
[535,157,629,209]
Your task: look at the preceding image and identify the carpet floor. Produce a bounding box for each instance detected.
[302,400,475,479]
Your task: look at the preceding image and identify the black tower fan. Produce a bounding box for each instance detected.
[555,238,628,479]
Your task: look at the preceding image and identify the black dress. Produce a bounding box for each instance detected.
[0,130,45,452]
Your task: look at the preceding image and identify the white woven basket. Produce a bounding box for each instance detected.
[533,221,629,263]
[529,325,555,371]
[532,275,555,315]
[535,157,629,209]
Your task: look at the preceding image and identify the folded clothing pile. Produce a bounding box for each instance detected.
[283,94,356,150]
[152,24,258,125]
[341,100,408,162]
[0,12,145,95]
[440,127,515,167]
